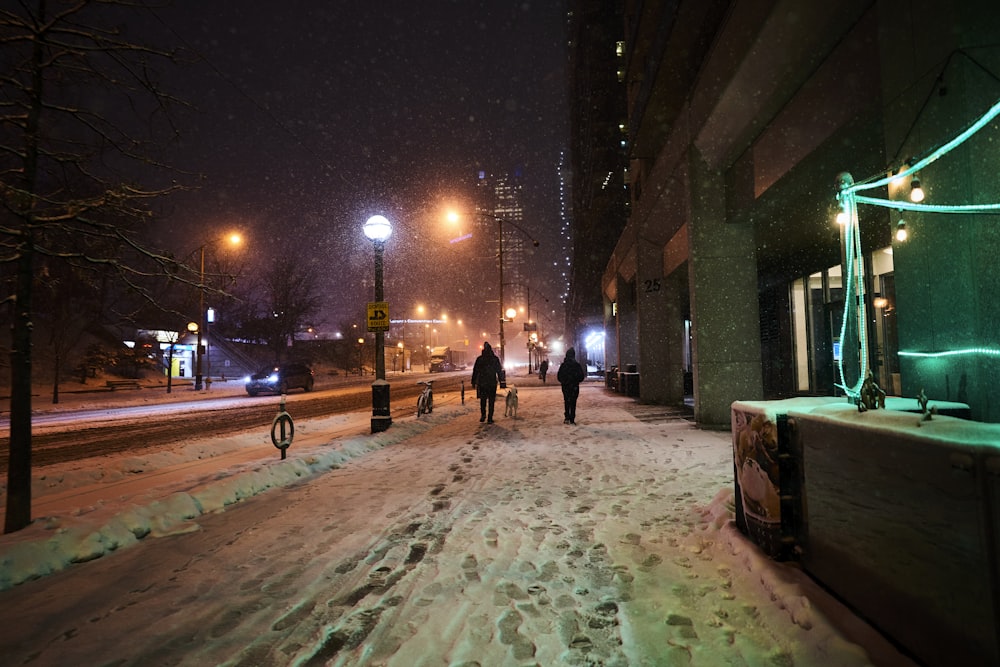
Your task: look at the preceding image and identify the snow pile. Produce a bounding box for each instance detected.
[0,414,431,590]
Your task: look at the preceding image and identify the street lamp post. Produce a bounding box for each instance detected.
[364,215,393,433]
[475,212,538,366]
[498,217,506,365]
[193,233,242,391]
[195,245,206,390]
[186,321,198,387]
[504,282,537,372]
[448,208,539,366]
[206,307,215,387]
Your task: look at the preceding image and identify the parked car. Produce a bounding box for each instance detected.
[245,363,314,396]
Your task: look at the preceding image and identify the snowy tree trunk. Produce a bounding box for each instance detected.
[6,239,34,533]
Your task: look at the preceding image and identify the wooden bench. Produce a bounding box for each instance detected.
[106,379,142,391]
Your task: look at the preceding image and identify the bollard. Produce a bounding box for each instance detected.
[461,380,465,405]
[371,379,392,433]
[270,394,294,459]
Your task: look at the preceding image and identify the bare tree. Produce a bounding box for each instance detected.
[0,1,188,532]
[260,260,323,360]
[35,255,103,403]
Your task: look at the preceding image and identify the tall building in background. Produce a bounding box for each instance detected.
[565,0,630,353]
[475,170,531,317]
[556,149,572,308]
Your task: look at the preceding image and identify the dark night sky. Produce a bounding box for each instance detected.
[138,1,570,336]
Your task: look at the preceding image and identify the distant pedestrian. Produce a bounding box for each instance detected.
[557,347,585,424]
[471,342,504,424]
[538,359,549,383]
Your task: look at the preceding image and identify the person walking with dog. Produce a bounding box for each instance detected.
[557,347,586,424]
[471,341,503,424]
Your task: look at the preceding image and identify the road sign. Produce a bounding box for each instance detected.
[367,301,390,332]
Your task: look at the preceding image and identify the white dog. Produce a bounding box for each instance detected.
[504,385,518,418]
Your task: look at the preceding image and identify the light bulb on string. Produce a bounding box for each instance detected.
[896,219,908,242]
[910,177,925,202]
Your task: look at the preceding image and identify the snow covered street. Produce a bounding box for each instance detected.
[0,377,916,666]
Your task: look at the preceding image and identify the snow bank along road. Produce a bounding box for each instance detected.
[0,381,914,666]
[0,373,467,472]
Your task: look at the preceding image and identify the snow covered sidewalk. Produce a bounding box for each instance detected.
[0,378,915,665]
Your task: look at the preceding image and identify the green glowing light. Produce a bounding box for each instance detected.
[847,97,1000,195]
[833,95,1000,400]
[899,348,1000,358]
[853,195,1000,214]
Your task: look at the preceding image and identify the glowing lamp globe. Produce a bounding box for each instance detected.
[363,215,393,242]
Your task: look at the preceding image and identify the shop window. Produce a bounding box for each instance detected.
[790,248,897,396]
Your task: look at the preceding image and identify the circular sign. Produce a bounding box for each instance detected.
[271,411,294,450]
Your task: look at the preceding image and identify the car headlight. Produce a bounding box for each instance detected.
[243,375,252,383]
[268,373,279,383]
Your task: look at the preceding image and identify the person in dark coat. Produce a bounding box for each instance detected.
[557,347,586,424]
[471,342,503,423]
[538,359,549,383]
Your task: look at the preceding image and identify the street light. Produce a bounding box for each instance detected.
[363,214,392,433]
[186,321,198,385]
[453,210,539,365]
[505,282,543,373]
[495,213,540,366]
[194,245,207,390]
[193,233,242,391]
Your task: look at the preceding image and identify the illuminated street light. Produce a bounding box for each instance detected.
[193,233,243,391]
[455,210,539,365]
[363,214,393,433]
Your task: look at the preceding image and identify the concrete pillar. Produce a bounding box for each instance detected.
[616,273,639,371]
[635,238,683,404]
[661,268,688,405]
[603,292,619,374]
[686,148,763,425]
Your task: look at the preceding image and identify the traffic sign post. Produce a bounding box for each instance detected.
[363,216,392,434]
[367,301,389,332]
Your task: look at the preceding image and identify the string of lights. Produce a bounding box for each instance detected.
[834,95,1000,400]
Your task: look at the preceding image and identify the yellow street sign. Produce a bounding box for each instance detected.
[367,301,389,332]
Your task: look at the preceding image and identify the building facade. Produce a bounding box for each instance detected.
[566,0,631,368]
[474,170,537,365]
[584,0,1000,425]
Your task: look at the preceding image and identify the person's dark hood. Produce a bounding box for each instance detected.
[483,342,493,355]
[565,347,576,360]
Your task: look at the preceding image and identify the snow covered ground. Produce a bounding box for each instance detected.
[0,374,917,666]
